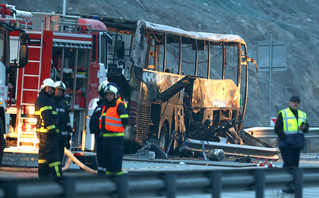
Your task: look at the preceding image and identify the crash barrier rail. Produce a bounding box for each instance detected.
[0,167,319,198]
[245,127,319,153]
[244,127,319,138]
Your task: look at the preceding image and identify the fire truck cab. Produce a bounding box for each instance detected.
[1,7,112,157]
[0,6,29,164]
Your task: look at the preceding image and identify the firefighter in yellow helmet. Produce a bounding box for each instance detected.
[99,83,128,175]
[35,78,62,178]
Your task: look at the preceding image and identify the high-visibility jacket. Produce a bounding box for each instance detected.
[99,99,128,137]
[35,91,58,134]
[281,108,307,134]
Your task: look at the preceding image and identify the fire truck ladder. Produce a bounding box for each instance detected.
[16,33,42,151]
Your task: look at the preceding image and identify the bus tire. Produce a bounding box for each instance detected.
[0,118,4,166]
[159,123,168,152]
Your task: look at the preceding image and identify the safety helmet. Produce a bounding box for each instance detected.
[54,81,66,90]
[98,81,109,97]
[104,84,118,98]
[41,78,55,90]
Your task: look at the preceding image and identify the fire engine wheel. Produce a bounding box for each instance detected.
[159,124,168,151]
[0,119,4,166]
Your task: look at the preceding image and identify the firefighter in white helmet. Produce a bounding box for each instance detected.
[89,80,109,174]
[35,78,63,178]
[99,83,128,175]
[53,81,73,162]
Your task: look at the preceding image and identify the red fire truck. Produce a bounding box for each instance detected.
[0,4,112,164]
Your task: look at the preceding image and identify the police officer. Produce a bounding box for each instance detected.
[35,78,62,178]
[89,80,108,174]
[275,96,309,168]
[54,81,73,162]
[99,84,128,175]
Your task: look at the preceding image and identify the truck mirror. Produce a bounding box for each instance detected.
[116,40,125,60]
[19,45,28,67]
[19,32,30,45]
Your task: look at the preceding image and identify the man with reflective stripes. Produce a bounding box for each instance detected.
[35,78,63,178]
[99,83,128,175]
[54,81,73,162]
[274,96,309,168]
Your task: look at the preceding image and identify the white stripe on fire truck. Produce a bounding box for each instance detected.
[52,39,92,45]
[53,32,92,39]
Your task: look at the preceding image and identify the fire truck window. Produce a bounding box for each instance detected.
[100,35,108,67]
[0,29,4,64]
[9,37,19,66]
[91,35,96,62]
[210,44,223,79]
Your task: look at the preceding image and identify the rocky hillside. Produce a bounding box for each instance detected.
[3,0,319,127]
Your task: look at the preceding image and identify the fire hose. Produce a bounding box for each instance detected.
[63,148,97,175]
[0,149,98,175]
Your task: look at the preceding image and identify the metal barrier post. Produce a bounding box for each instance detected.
[61,177,76,198]
[255,169,265,198]
[211,171,222,198]
[116,175,129,198]
[165,173,176,198]
[0,180,17,198]
[294,168,303,198]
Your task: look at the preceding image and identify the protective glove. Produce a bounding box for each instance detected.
[65,141,71,150]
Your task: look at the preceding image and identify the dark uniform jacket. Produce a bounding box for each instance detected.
[54,96,72,135]
[35,91,57,133]
[90,99,106,135]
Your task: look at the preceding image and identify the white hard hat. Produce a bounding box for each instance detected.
[54,81,66,90]
[104,84,118,98]
[98,81,109,97]
[41,78,55,90]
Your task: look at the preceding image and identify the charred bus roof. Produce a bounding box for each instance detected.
[101,18,246,45]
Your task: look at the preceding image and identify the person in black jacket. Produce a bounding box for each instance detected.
[35,78,62,178]
[89,80,108,174]
[54,81,73,162]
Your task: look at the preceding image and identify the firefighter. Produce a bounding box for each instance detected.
[53,81,73,162]
[99,83,128,175]
[35,78,62,178]
[89,80,108,174]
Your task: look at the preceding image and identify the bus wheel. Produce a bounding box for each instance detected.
[159,123,168,152]
[0,119,4,166]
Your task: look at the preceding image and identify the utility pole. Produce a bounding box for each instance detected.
[62,0,67,16]
[268,32,273,124]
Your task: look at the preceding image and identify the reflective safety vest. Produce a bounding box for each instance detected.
[99,99,125,135]
[281,108,307,134]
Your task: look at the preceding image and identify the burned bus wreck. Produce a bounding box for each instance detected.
[102,18,279,159]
